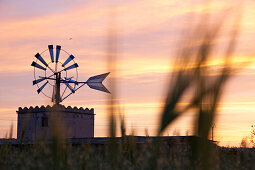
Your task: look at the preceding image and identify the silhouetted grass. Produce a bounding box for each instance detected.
[158,3,243,169]
[1,1,254,170]
[1,137,255,170]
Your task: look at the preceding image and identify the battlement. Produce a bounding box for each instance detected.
[17,104,94,115]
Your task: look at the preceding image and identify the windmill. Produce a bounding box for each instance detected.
[31,45,110,105]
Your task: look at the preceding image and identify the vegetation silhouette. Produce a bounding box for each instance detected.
[1,1,255,170]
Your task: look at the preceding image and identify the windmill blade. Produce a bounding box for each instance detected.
[87,72,110,83]
[64,63,78,71]
[33,77,46,85]
[87,83,110,93]
[37,81,48,94]
[31,61,46,71]
[48,45,54,63]
[35,53,48,67]
[56,45,61,63]
[65,83,75,93]
[62,55,74,67]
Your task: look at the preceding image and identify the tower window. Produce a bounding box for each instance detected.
[42,117,48,127]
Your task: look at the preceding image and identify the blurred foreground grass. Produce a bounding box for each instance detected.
[1,1,253,170]
[1,137,255,169]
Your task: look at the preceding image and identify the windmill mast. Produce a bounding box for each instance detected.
[54,72,61,105]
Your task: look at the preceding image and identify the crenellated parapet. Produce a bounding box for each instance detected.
[17,104,94,115]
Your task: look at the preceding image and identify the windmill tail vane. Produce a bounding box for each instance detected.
[31,45,110,105]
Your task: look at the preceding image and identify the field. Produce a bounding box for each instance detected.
[0,1,251,169]
[0,137,254,170]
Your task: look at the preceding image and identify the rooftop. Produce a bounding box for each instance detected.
[17,104,94,115]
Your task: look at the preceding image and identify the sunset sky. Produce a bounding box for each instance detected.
[0,0,254,146]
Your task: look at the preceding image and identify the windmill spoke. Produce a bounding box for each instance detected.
[65,83,75,93]
[61,85,68,99]
[61,92,73,101]
[47,66,55,74]
[64,77,78,85]
[61,82,86,101]
[55,62,57,73]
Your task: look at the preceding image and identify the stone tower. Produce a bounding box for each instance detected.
[17,104,94,143]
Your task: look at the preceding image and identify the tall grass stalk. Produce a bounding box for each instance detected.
[159,3,243,169]
[1,2,254,170]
